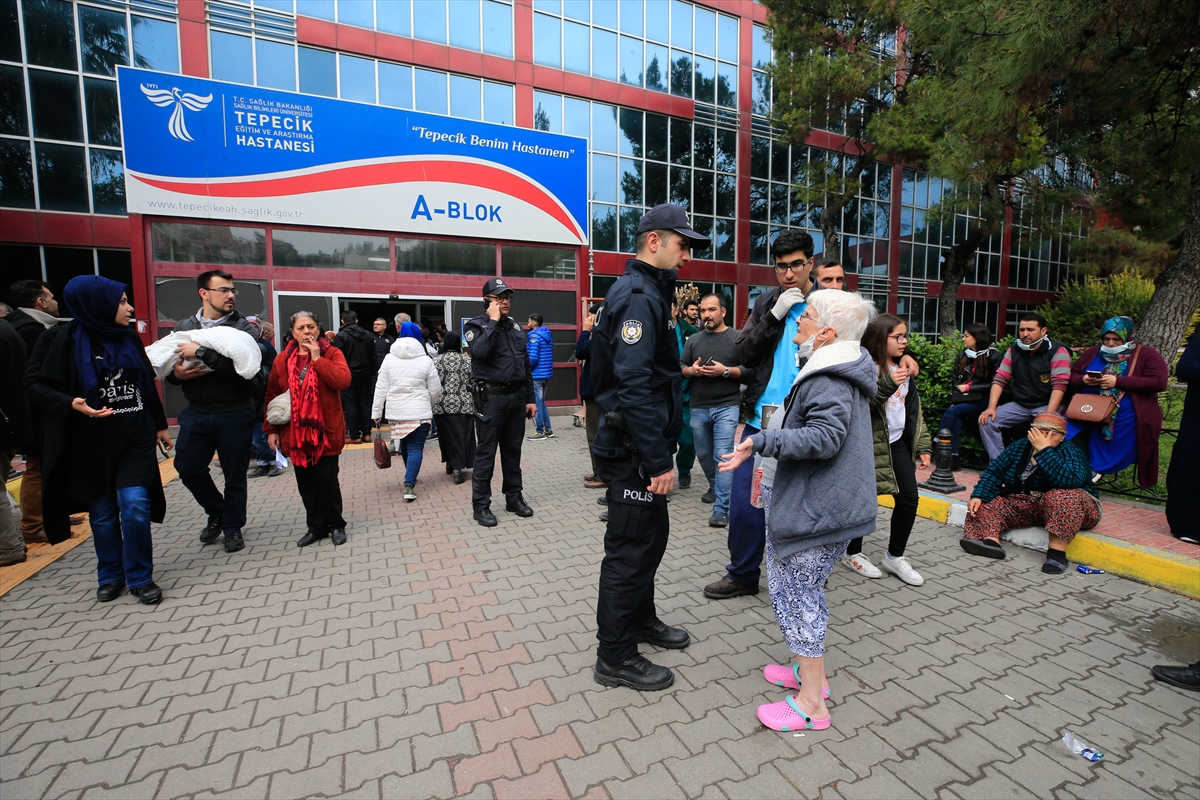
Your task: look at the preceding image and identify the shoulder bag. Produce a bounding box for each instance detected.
[265,391,291,425]
[1065,346,1140,425]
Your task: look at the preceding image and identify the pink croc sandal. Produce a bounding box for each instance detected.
[756,696,832,732]
[762,663,831,699]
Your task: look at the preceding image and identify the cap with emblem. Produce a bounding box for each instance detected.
[482,277,514,297]
[636,203,712,248]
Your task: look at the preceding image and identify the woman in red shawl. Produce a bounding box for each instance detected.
[264,311,352,547]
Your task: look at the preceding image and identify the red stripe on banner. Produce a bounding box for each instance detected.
[134,161,583,241]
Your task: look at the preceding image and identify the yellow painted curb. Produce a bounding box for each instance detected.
[1066,532,1200,599]
[879,493,954,524]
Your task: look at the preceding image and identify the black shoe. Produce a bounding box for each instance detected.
[199,515,221,544]
[708,512,729,528]
[1151,662,1200,691]
[330,528,347,546]
[130,583,163,605]
[267,466,283,477]
[599,511,609,522]
[96,582,125,602]
[700,490,716,504]
[223,531,245,552]
[248,464,271,478]
[635,618,690,649]
[678,472,690,488]
[474,508,498,527]
[594,654,674,691]
[597,495,608,506]
[453,470,467,484]
[960,538,1006,559]
[297,529,327,547]
[505,496,533,517]
[703,576,759,599]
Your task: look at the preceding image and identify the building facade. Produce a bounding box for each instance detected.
[1,0,1078,413]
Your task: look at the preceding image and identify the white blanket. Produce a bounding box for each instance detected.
[145,328,262,380]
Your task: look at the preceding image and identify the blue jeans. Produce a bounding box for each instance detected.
[252,424,272,466]
[533,378,552,433]
[398,422,431,486]
[89,486,154,589]
[690,405,739,515]
[938,401,986,456]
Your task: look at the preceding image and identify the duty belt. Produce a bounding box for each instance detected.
[484,381,523,395]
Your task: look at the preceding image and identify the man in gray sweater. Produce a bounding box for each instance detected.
[681,293,753,528]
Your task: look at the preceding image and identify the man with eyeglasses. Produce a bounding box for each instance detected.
[168,269,262,554]
[703,230,816,601]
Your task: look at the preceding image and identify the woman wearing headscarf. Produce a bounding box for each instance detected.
[1066,316,1169,488]
[26,276,172,604]
[372,321,442,501]
[432,331,476,484]
[264,311,352,547]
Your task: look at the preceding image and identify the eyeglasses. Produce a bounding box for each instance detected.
[774,258,810,274]
[888,333,909,342]
[203,286,238,296]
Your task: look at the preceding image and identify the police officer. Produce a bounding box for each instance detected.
[589,204,710,691]
[464,278,537,527]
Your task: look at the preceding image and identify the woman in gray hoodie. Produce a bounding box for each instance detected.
[721,290,879,733]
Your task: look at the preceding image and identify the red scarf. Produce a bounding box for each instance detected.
[285,338,330,468]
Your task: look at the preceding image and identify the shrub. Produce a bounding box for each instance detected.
[1039,270,1155,349]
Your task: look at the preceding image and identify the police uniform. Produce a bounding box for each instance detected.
[464,278,535,524]
[589,203,710,690]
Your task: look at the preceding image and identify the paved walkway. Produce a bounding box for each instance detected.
[2,424,1198,799]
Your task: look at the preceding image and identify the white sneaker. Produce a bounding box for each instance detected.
[841,553,882,579]
[881,555,925,586]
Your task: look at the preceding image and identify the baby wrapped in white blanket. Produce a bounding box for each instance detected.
[145,327,262,380]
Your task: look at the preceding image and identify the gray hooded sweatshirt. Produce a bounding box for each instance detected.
[750,339,879,561]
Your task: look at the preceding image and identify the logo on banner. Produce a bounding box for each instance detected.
[140,85,213,142]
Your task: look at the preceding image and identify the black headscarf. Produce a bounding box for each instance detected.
[63,275,154,409]
[441,330,462,351]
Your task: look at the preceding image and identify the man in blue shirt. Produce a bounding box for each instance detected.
[703,230,815,599]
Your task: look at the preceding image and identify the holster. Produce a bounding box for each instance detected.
[471,381,490,421]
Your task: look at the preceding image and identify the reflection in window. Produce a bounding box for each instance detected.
[0,65,26,135]
[29,69,83,142]
[79,6,128,77]
[670,51,691,96]
[0,139,35,208]
[273,230,390,270]
[620,36,642,85]
[396,237,495,276]
[152,222,267,265]
[35,142,88,213]
[22,0,78,70]
[645,43,667,91]
[90,149,125,215]
[501,245,577,279]
[84,79,121,146]
[131,16,178,73]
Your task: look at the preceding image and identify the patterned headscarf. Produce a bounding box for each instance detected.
[1096,316,1136,440]
[1100,316,1134,344]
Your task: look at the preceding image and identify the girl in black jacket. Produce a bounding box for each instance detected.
[938,323,1002,468]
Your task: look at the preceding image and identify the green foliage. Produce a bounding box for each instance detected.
[1072,228,1176,279]
[1039,271,1157,349]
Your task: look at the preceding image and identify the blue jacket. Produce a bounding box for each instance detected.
[527,324,555,380]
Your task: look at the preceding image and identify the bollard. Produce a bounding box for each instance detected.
[919,427,966,494]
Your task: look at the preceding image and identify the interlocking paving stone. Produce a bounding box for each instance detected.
[2,436,1197,799]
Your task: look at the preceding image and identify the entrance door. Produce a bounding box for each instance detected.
[340,298,447,334]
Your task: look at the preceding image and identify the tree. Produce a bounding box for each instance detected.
[1038,271,1157,349]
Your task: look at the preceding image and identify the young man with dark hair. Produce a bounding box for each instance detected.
[332,309,377,444]
[681,299,699,327]
[7,280,60,355]
[811,258,846,291]
[168,269,261,553]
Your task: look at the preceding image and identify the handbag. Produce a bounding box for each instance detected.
[265,390,291,425]
[373,426,391,469]
[1065,346,1140,425]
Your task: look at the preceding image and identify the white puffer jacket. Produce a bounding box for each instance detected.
[372,337,443,422]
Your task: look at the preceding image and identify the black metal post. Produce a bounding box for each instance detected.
[919,427,966,494]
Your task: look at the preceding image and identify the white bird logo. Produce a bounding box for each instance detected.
[140,84,213,142]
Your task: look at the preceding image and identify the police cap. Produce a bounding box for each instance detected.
[636,203,712,248]
[482,277,514,297]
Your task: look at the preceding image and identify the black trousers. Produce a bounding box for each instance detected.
[848,438,919,558]
[595,454,670,664]
[293,455,346,533]
[341,372,376,439]
[472,392,526,511]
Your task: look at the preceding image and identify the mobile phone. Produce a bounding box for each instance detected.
[703,356,715,366]
[1085,370,1103,379]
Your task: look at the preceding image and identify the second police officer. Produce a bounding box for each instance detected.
[464,278,538,527]
[590,204,711,691]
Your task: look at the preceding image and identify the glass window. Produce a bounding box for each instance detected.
[752,70,770,115]
[29,69,82,142]
[619,35,641,86]
[257,0,296,11]
[211,31,253,85]
[645,0,668,42]
[717,14,737,62]
[338,53,375,103]
[152,222,266,264]
[645,113,667,160]
[377,0,411,36]
[563,20,589,75]
[591,203,616,250]
[534,0,560,12]
[644,161,666,205]
[84,78,120,146]
[337,0,374,28]
[296,0,335,19]
[501,244,576,279]
[533,91,561,132]
[716,128,736,172]
[592,103,616,153]
[619,0,642,36]
[715,217,734,261]
[450,74,481,120]
[593,28,617,82]
[0,65,28,136]
[753,24,770,69]
[414,68,447,114]
[482,0,513,58]
[483,81,513,125]
[669,119,691,165]
[592,0,616,29]
[619,158,642,205]
[35,142,88,212]
[694,56,714,104]
[750,136,769,178]
[591,154,616,202]
[23,0,77,70]
[669,165,690,207]
[79,6,127,77]
[693,123,713,169]
[694,6,715,56]
[693,170,713,215]
[716,62,736,107]
[564,96,589,139]
[564,0,588,22]
[645,43,667,91]
[413,0,447,43]
[396,236,495,275]
[618,107,642,156]
[299,47,336,97]
[450,0,481,51]
[670,51,691,96]
[0,0,20,62]
[0,139,35,208]
[256,39,296,91]
[619,205,638,252]
[533,13,561,68]
[669,0,690,49]
[273,230,390,269]
[378,62,413,108]
[716,173,735,216]
[90,148,124,214]
[131,16,178,73]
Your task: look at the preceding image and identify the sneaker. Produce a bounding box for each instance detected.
[526,432,548,441]
[543,430,555,439]
[0,550,28,567]
[403,484,417,502]
[678,472,690,488]
[881,555,925,586]
[223,531,245,553]
[708,511,728,528]
[199,515,221,545]
[841,553,882,579]
[700,490,716,504]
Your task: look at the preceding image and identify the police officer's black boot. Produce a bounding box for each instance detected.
[505,494,533,517]
[474,508,498,527]
[594,654,674,691]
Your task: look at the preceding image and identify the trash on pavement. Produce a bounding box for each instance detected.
[1062,731,1103,762]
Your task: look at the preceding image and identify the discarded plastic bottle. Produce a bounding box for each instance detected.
[1062,732,1104,762]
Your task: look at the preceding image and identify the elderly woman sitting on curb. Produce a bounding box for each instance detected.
[959,411,1100,574]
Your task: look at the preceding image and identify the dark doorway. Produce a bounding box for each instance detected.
[339,298,447,335]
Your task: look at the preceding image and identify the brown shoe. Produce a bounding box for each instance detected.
[361,435,372,444]
[584,479,607,489]
[0,551,27,567]
[584,473,596,482]
[703,576,760,599]
[69,514,86,526]
[23,529,48,544]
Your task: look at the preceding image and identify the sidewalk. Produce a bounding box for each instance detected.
[1,426,1198,799]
